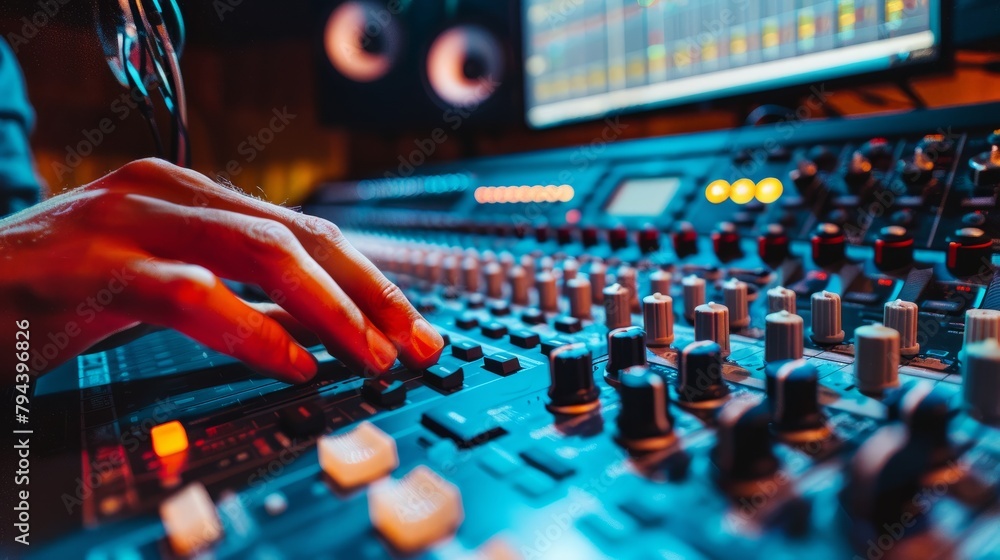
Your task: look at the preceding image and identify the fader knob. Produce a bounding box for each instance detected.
[603,283,632,330]
[547,343,599,415]
[722,279,750,329]
[873,226,915,272]
[764,311,804,362]
[811,223,846,268]
[946,228,992,278]
[713,398,779,494]
[765,359,827,439]
[508,266,529,306]
[758,224,791,267]
[536,272,559,313]
[616,265,640,312]
[677,340,729,406]
[615,366,676,451]
[606,326,647,383]
[964,309,1000,347]
[484,262,503,299]
[682,275,706,322]
[672,222,698,258]
[642,293,675,347]
[648,269,672,298]
[694,302,730,357]
[589,261,607,303]
[566,277,592,320]
[853,324,900,395]
[810,291,845,345]
[963,339,1000,424]
[767,286,796,314]
[883,299,920,357]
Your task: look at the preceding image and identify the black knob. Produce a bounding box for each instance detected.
[765,359,828,439]
[873,225,915,272]
[807,145,839,172]
[605,326,647,385]
[672,222,698,258]
[915,134,955,170]
[581,226,601,248]
[713,398,780,493]
[711,222,742,262]
[556,225,575,246]
[547,343,599,414]
[615,366,676,451]
[790,159,821,198]
[844,152,874,193]
[969,129,1000,188]
[946,227,992,278]
[638,224,660,254]
[534,225,551,243]
[886,382,956,472]
[811,222,846,268]
[758,224,791,268]
[677,340,729,406]
[859,137,894,171]
[609,225,629,250]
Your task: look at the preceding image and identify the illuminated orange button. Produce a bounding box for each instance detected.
[152,421,189,457]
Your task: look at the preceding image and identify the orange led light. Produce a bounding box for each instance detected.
[151,420,189,458]
[705,180,731,204]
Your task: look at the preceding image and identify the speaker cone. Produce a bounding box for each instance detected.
[425,24,504,108]
[324,1,401,83]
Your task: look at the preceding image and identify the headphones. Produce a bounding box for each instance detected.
[94,0,190,167]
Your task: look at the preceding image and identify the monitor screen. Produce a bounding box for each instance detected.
[522,0,943,128]
[605,177,682,216]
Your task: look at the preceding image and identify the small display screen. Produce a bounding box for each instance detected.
[605,177,681,217]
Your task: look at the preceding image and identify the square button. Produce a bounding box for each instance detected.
[509,329,540,349]
[452,340,484,361]
[483,352,521,376]
[423,364,464,392]
[480,321,508,339]
[554,316,582,334]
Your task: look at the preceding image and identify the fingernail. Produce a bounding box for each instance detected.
[288,343,317,381]
[410,320,444,363]
[366,329,398,372]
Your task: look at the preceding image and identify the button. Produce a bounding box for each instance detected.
[277,401,326,437]
[421,408,507,448]
[541,337,574,357]
[509,329,540,349]
[452,340,484,361]
[151,420,188,457]
[160,483,223,556]
[522,308,546,325]
[488,300,511,316]
[368,466,464,554]
[480,321,509,339]
[477,445,521,478]
[455,312,479,330]
[362,377,407,408]
[554,316,583,334]
[484,352,521,376]
[465,293,486,309]
[424,364,464,392]
[318,421,398,489]
[519,446,576,480]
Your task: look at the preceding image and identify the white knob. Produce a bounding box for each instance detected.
[723,278,750,329]
[765,311,804,362]
[810,291,845,344]
[883,299,919,356]
[767,286,796,314]
[649,270,672,298]
[964,309,1000,347]
[695,302,730,357]
[853,324,900,395]
[963,339,1000,425]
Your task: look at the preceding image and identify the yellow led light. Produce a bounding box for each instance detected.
[151,420,189,458]
[705,180,732,204]
[754,177,784,204]
[730,178,757,204]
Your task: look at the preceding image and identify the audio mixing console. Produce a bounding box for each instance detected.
[28,101,1000,559]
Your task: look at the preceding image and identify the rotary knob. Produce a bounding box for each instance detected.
[638,224,661,254]
[581,226,601,248]
[556,225,575,246]
[677,340,729,407]
[767,286,796,314]
[873,226,915,272]
[883,299,920,357]
[536,272,559,313]
[561,257,580,282]
[844,151,874,193]
[887,382,956,471]
[498,251,515,276]
[603,283,632,330]
[648,269,672,298]
[789,158,821,198]
[765,311,804,362]
[722,279,750,329]
[946,228,992,278]
[713,398,779,495]
[609,225,630,250]
[810,291,845,345]
[508,265,529,306]
[811,222,846,268]
[547,343,600,415]
[519,254,536,279]
[566,277,592,320]
[616,265,640,312]
[963,339,1000,424]
[765,359,828,440]
[853,324,900,396]
[615,366,676,451]
[443,255,460,288]
[758,224,791,267]
[642,293,675,347]
[711,222,742,262]
[969,129,1000,188]
[964,308,1000,347]
[484,262,504,299]
[462,256,481,293]
[605,326,647,385]
[589,261,607,304]
[694,302,731,357]
[672,222,698,258]
[682,275,706,322]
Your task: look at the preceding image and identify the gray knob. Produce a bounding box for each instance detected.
[764,311,804,362]
[484,262,504,299]
[566,277,592,320]
[520,255,536,279]
[682,275,707,321]
[443,255,460,288]
[508,265,529,306]
[462,256,480,293]
[536,271,559,313]
[723,278,750,329]
[853,324,900,395]
[883,299,920,356]
[562,258,580,282]
[767,286,796,314]
[963,339,1000,424]
[810,291,845,344]
[643,293,675,347]
[616,265,640,312]
[649,270,672,298]
[604,283,632,330]
[964,309,1000,347]
[589,261,607,303]
[695,302,730,357]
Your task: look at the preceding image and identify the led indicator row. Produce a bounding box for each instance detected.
[705,178,784,204]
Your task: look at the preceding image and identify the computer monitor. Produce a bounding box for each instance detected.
[522,0,946,128]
